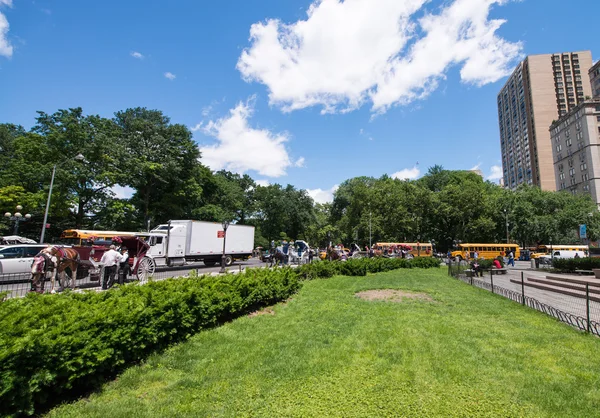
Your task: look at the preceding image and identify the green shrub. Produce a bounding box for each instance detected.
[410,257,443,269]
[552,257,600,272]
[296,261,337,280]
[336,259,368,276]
[296,256,440,280]
[0,268,300,417]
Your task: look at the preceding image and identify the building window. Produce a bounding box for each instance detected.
[556,144,562,152]
[583,173,589,181]
[569,159,573,167]
[581,163,587,170]
[567,138,572,146]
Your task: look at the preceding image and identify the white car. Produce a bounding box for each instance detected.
[0,244,48,274]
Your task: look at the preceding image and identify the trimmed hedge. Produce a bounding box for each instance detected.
[0,268,300,417]
[296,256,441,280]
[552,257,600,272]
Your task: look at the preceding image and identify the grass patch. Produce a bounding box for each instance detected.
[49,268,600,417]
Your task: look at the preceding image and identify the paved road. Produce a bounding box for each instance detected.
[0,258,273,299]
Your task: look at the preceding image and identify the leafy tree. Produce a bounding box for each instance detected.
[113,108,204,228]
[32,108,122,228]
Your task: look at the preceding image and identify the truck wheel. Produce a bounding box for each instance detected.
[203,260,217,267]
[224,255,233,266]
[136,257,156,284]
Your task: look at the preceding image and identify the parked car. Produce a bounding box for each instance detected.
[0,244,49,274]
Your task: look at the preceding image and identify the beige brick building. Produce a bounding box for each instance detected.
[550,99,600,205]
[590,60,600,98]
[497,51,593,191]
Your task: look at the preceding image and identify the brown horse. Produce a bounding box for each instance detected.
[30,246,80,293]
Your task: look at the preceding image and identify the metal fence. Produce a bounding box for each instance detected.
[448,260,600,336]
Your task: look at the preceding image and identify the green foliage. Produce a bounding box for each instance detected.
[296,261,338,280]
[0,269,300,416]
[296,257,440,280]
[552,257,600,272]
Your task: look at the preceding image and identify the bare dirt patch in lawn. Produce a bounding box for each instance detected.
[355,289,433,302]
[248,307,276,317]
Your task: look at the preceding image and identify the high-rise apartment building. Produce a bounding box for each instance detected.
[590,60,600,98]
[550,99,600,205]
[497,51,593,190]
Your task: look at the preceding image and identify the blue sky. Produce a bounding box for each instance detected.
[1,0,599,202]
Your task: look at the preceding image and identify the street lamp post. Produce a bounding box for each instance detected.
[369,211,372,248]
[503,209,509,243]
[4,205,32,235]
[219,220,230,273]
[40,153,85,243]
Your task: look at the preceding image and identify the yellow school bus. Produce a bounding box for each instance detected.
[531,245,589,259]
[374,242,433,257]
[60,229,137,246]
[451,243,520,260]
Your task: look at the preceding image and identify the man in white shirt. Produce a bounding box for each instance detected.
[100,245,121,290]
[118,247,130,285]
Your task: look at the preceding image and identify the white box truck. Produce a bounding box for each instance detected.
[145,220,255,267]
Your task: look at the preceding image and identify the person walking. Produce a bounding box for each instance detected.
[474,250,479,260]
[100,245,121,290]
[508,250,515,267]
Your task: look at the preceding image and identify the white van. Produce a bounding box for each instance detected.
[540,250,585,264]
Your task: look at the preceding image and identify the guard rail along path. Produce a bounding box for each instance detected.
[447,259,600,336]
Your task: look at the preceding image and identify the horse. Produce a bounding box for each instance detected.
[30,246,80,293]
[270,249,287,267]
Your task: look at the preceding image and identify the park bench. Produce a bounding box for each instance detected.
[465,269,483,278]
[575,269,594,276]
[486,268,508,275]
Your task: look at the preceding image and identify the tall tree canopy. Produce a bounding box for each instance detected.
[1,108,598,251]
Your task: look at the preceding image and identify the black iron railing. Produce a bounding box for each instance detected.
[448,260,600,336]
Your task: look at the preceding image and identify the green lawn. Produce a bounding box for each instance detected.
[49,268,600,417]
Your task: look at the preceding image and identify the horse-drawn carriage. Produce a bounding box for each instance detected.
[30,235,156,293]
[74,235,156,283]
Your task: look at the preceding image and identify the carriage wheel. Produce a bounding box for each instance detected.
[136,257,156,283]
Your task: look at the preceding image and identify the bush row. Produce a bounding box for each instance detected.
[296,256,441,280]
[0,268,300,417]
[552,257,600,272]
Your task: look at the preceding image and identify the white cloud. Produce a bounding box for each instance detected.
[131,51,144,59]
[392,166,420,180]
[0,7,13,58]
[487,165,503,180]
[307,184,339,204]
[198,98,294,177]
[164,72,176,80]
[111,185,135,199]
[190,122,203,132]
[255,179,270,187]
[294,157,305,168]
[238,0,522,114]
